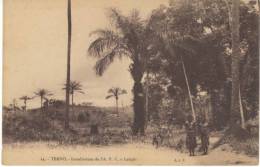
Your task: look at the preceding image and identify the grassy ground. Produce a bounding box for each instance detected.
[3,107,259,162]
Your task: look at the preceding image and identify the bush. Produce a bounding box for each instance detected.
[213,127,259,157]
[229,135,258,156]
[78,112,86,122]
[3,111,64,142]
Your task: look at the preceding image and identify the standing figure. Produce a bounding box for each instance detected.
[185,115,197,156]
[199,118,210,155]
[152,129,163,148]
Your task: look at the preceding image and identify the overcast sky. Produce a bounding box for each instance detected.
[3,0,168,108]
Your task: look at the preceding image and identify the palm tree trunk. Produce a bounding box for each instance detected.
[41,97,43,112]
[132,80,145,135]
[65,0,72,130]
[239,85,245,129]
[71,93,74,106]
[181,55,196,121]
[230,0,240,129]
[121,100,125,112]
[131,60,145,135]
[24,100,27,112]
[71,93,74,117]
[116,98,119,116]
[145,72,150,123]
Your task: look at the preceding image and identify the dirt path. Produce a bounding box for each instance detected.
[2,141,258,165]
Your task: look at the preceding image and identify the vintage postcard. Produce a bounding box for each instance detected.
[2,0,259,165]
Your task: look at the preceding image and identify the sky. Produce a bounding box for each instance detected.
[3,0,168,108]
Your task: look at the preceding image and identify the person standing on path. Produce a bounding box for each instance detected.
[185,115,197,156]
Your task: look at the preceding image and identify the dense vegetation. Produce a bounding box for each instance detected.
[87,0,258,132]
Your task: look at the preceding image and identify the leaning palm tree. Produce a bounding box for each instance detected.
[88,9,151,135]
[34,89,53,112]
[63,81,85,107]
[106,87,127,116]
[19,96,33,112]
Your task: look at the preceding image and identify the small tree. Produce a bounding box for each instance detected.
[34,89,53,112]
[106,87,127,116]
[9,99,18,111]
[19,96,33,112]
[63,81,85,107]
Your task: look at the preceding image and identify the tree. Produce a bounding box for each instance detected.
[230,0,240,129]
[147,0,258,130]
[65,0,72,129]
[34,89,53,112]
[19,96,33,112]
[148,4,202,121]
[106,87,127,116]
[9,99,18,111]
[88,9,151,135]
[63,81,84,113]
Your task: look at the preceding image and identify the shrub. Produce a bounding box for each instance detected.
[77,112,86,122]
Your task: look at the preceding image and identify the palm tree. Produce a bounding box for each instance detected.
[63,81,84,108]
[34,89,53,112]
[19,96,33,112]
[65,0,72,130]
[106,87,127,116]
[88,9,151,135]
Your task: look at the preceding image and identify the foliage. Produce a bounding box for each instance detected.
[63,81,84,96]
[106,87,127,100]
[34,89,53,112]
[144,0,258,130]
[77,112,88,122]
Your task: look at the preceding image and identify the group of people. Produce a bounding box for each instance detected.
[185,115,210,156]
[151,115,209,156]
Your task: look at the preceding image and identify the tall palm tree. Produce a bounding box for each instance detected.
[88,9,151,135]
[19,96,33,112]
[106,87,127,116]
[230,0,240,129]
[63,81,84,107]
[34,89,53,112]
[65,0,72,129]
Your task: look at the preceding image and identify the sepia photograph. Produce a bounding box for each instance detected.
[2,0,259,165]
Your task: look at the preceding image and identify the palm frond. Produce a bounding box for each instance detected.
[118,89,127,95]
[63,80,85,94]
[108,87,116,94]
[77,90,85,94]
[34,89,52,98]
[47,93,53,96]
[88,29,120,57]
[94,50,116,76]
[19,96,33,100]
[106,94,114,99]
[108,8,128,32]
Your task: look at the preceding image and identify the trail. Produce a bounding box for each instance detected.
[2,140,258,165]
